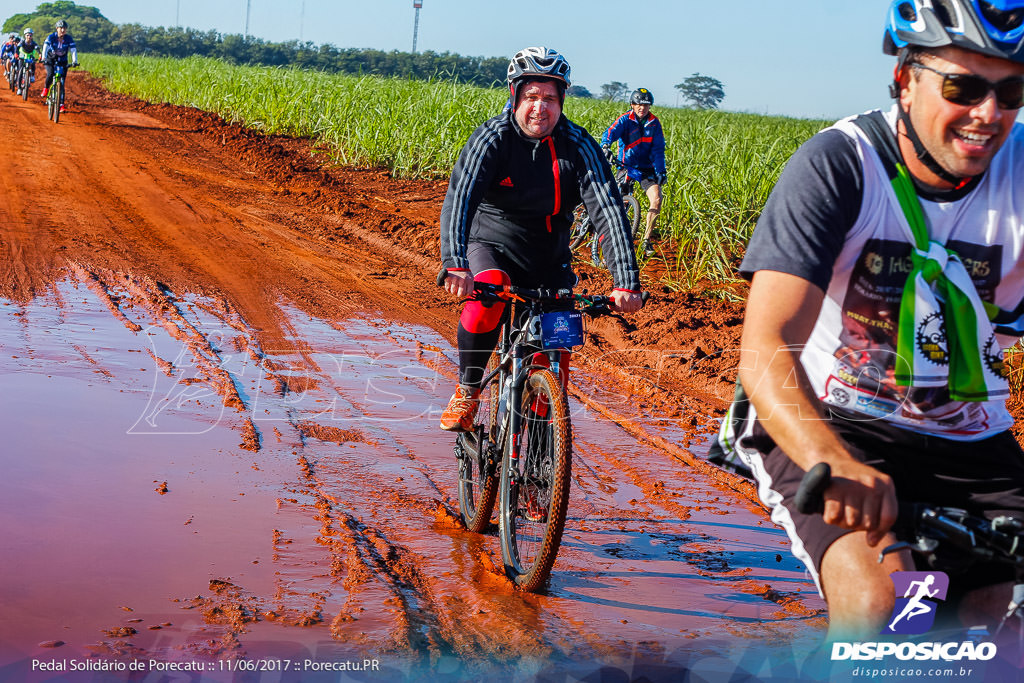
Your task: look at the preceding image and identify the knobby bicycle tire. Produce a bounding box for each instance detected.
[498,368,572,592]
[457,353,500,533]
[51,79,62,123]
[20,65,28,101]
[568,205,591,250]
[624,194,641,240]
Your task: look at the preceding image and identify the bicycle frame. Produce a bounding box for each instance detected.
[17,58,33,98]
[46,63,66,122]
[476,299,567,475]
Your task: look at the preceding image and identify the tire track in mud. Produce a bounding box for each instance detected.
[3,241,825,671]
[279,387,562,669]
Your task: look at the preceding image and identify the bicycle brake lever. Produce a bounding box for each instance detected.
[878,540,914,563]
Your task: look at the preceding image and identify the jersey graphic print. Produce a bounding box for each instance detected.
[884,571,949,635]
[825,237,1003,433]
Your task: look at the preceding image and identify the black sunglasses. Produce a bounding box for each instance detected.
[913,63,1024,110]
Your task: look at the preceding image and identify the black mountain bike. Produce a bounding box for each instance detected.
[568,161,641,267]
[4,55,16,91]
[439,269,643,591]
[796,462,1024,637]
[46,62,74,123]
[16,57,34,101]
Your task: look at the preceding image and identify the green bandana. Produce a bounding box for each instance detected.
[890,163,1007,402]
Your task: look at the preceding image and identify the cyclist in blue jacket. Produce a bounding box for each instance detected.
[41,19,77,112]
[601,88,667,257]
[1,33,18,80]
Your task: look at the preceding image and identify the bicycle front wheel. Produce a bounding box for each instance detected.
[624,194,641,240]
[20,67,28,101]
[456,353,500,533]
[568,204,591,250]
[50,80,62,123]
[589,195,642,267]
[498,368,571,592]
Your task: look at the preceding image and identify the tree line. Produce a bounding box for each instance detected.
[4,2,725,107]
[3,1,508,87]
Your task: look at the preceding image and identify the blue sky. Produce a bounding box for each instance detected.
[0,1,896,120]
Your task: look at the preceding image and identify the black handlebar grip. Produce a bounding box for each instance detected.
[436,268,448,288]
[794,462,831,515]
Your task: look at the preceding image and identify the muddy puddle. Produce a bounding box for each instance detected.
[0,269,826,681]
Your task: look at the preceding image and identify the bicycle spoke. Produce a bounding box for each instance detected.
[498,368,571,592]
[456,353,500,533]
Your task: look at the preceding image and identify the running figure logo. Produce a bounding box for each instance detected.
[884,571,949,635]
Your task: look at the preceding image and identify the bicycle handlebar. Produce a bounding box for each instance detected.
[794,461,1024,565]
[436,267,647,312]
[794,462,831,515]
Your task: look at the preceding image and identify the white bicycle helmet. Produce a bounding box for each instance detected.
[506,46,571,86]
[506,46,571,105]
[23,28,33,36]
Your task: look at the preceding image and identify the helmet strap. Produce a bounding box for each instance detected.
[895,99,969,187]
[892,60,972,188]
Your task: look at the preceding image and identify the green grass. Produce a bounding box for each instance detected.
[83,54,831,287]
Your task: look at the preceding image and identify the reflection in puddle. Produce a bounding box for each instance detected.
[0,272,824,678]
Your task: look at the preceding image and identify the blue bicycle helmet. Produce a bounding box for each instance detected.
[884,0,1024,63]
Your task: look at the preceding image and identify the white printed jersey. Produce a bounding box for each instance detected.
[741,108,1024,440]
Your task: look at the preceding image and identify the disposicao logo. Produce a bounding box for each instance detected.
[885,571,948,635]
[831,571,997,662]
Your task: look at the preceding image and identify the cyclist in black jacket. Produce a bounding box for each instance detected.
[439,46,642,432]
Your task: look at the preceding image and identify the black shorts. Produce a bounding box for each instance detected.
[467,240,576,290]
[744,407,1024,594]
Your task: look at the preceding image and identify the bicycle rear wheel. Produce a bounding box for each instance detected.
[456,353,500,533]
[498,368,571,592]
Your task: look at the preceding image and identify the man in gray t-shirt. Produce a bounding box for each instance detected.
[736,0,1024,640]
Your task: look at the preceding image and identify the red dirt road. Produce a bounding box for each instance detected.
[0,72,825,680]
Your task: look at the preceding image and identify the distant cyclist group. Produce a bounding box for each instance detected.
[1,19,78,114]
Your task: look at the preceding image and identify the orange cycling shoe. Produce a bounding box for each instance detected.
[439,384,480,432]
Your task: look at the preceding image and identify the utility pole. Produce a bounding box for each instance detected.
[244,0,252,38]
[412,0,422,53]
